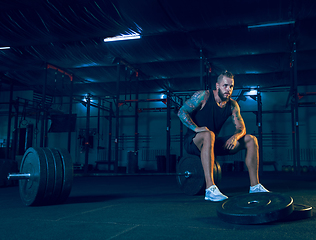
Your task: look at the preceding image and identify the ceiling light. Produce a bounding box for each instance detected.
[104,33,141,43]
[245,71,260,74]
[248,89,258,95]
[0,47,11,50]
[248,21,295,29]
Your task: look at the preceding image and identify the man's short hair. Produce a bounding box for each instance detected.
[217,70,234,83]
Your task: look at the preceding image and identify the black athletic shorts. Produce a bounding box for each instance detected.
[183,132,234,157]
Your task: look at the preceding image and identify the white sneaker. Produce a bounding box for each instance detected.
[205,185,228,202]
[249,183,269,193]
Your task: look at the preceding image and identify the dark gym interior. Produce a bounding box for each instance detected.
[1,1,316,239]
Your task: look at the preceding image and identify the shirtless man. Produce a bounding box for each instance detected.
[178,71,269,201]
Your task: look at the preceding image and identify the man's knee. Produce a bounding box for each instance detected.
[199,130,215,142]
[245,134,258,148]
[195,131,215,148]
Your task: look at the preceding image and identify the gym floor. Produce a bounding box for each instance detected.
[1,171,315,240]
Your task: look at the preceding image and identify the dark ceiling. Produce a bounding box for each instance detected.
[0,0,316,98]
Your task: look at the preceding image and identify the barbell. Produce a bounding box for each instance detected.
[7,147,221,206]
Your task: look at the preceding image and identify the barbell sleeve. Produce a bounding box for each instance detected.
[7,173,31,181]
[73,172,192,177]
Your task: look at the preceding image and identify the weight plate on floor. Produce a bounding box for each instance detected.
[55,148,73,204]
[41,148,56,205]
[214,161,222,185]
[216,192,294,224]
[19,147,47,206]
[46,148,63,205]
[177,155,205,195]
[284,204,313,221]
[176,155,221,195]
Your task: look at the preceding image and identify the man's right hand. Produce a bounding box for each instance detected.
[195,126,210,133]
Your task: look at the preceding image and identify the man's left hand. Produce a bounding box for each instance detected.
[225,136,238,150]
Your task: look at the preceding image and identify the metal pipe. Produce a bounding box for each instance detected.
[293,42,300,174]
[12,102,19,160]
[119,99,167,103]
[200,48,203,89]
[134,73,139,164]
[115,62,121,173]
[241,110,292,114]
[7,173,31,180]
[166,91,171,173]
[6,82,13,159]
[108,102,113,167]
[84,96,90,173]
[97,97,101,150]
[73,172,192,177]
[179,98,184,158]
[40,65,48,147]
[257,87,263,174]
[298,92,316,96]
[291,104,296,170]
[7,171,192,179]
[44,110,48,147]
[67,75,74,153]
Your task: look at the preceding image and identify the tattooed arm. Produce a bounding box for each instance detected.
[177,90,210,133]
[224,99,246,150]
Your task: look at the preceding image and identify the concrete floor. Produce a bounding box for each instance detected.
[0,171,315,240]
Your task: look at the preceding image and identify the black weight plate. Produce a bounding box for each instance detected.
[176,155,221,195]
[55,148,73,204]
[283,204,313,221]
[176,155,222,195]
[41,148,56,205]
[217,192,294,224]
[46,148,63,205]
[19,147,47,206]
[214,161,222,185]
[177,155,205,195]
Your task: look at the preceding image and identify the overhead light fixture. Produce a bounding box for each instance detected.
[0,47,11,50]
[245,71,260,74]
[104,33,141,43]
[248,20,295,29]
[248,89,258,96]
